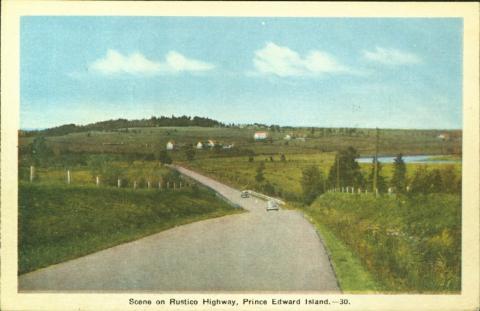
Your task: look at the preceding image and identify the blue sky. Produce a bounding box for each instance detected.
[21,17,462,129]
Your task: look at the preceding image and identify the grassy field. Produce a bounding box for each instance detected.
[303,213,381,293]
[19,126,462,158]
[183,154,461,202]
[19,182,243,274]
[18,124,463,292]
[306,193,461,292]
[18,161,185,189]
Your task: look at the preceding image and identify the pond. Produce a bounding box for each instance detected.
[356,155,461,164]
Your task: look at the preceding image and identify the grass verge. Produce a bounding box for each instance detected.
[306,192,461,293]
[19,182,243,274]
[303,211,381,293]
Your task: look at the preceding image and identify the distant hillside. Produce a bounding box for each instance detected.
[20,115,226,137]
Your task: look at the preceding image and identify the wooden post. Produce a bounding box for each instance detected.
[158,181,162,190]
[117,179,121,188]
[179,182,182,189]
[134,181,137,189]
[30,165,35,182]
[358,188,361,194]
[96,176,100,186]
[173,182,176,190]
[67,170,71,184]
[147,181,151,189]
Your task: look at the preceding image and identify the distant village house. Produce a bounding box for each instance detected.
[166,141,175,150]
[196,142,203,149]
[254,131,268,140]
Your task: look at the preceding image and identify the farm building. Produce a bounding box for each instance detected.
[254,131,268,140]
[438,133,449,140]
[207,140,215,147]
[196,142,203,149]
[284,134,291,141]
[166,141,175,150]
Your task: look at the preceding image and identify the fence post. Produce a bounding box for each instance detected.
[117,179,121,188]
[358,188,361,194]
[158,181,162,190]
[179,182,182,189]
[147,181,151,189]
[375,188,379,197]
[96,176,100,186]
[134,181,137,190]
[30,165,35,182]
[167,181,170,189]
[67,170,71,184]
[388,187,393,195]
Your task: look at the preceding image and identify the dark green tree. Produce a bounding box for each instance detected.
[327,147,365,189]
[301,165,325,204]
[158,150,172,165]
[184,145,195,161]
[410,166,430,194]
[391,153,407,193]
[255,162,265,183]
[31,136,54,167]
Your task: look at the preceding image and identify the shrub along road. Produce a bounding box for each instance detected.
[19,166,339,292]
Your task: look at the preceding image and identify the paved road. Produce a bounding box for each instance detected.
[19,166,339,292]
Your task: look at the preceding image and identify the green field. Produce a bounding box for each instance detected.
[18,124,463,292]
[19,126,462,158]
[19,182,243,274]
[183,154,461,202]
[19,160,173,187]
[305,193,461,292]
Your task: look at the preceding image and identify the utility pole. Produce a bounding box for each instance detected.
[336,153,340,190]
[373,127,379,194]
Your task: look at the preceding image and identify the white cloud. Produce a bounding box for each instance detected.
[252,42,350,77]
[89,49,214,76]
[362,47,421,65]
[165,51,214,72]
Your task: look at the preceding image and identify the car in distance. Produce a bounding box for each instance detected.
[267,200,279,211]
[241,190,249,198]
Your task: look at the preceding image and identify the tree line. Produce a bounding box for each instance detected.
[20,115,226,137]
[301,147,461,204]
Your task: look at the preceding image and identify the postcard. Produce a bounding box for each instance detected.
[1,1,479,310]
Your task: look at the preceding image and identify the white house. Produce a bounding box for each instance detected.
[437,133,449,140]
[207,140,215,147]
[284,134,292,141]
[254,131,268,140]
[196,141,203,149]
[166,141,175,150]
